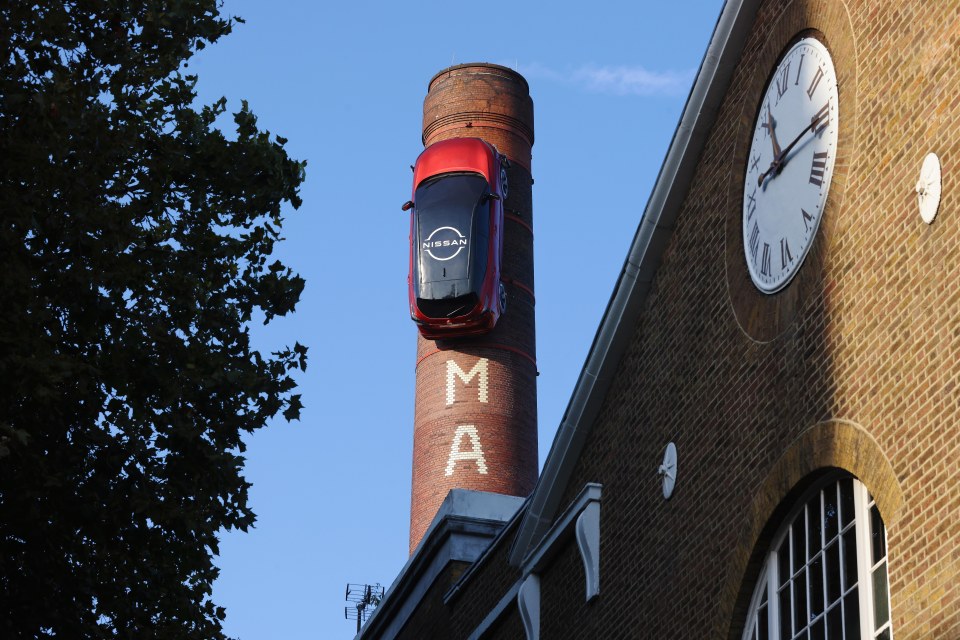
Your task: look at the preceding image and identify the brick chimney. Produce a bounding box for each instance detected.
[409,63,538,553]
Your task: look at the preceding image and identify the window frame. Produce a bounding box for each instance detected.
[741,474,893,640]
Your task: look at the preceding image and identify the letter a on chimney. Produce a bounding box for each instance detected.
[444,425,489,476]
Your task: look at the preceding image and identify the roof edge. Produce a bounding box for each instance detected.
[509,0,763,566]
[358,490,524,640]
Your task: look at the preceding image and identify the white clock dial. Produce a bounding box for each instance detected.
[743,36,839,293]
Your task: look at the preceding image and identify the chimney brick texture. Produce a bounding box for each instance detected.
[409,64,538,553]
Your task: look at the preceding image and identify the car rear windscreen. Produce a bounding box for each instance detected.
[414,173,490,312]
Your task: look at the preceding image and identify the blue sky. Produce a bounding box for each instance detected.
[189,1,724,637]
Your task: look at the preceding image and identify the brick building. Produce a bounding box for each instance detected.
[358,0,960,638]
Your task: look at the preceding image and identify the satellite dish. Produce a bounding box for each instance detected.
[658,442,677,500]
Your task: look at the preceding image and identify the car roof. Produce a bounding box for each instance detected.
[412,138,498,193]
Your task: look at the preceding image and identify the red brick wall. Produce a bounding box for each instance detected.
[409,64,539,552]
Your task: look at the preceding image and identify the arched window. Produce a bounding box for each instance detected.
[742,475,893,640]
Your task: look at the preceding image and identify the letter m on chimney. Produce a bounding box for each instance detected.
[446,358,489,405]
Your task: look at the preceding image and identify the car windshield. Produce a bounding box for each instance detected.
[413,173,491,314]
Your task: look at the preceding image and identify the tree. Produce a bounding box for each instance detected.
[0,2,307,637]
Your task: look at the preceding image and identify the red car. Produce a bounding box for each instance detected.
[403,138,509,339]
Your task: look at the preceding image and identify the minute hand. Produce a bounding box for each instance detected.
[757,108,829,187]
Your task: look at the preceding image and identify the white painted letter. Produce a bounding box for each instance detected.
[446,358,489,405]
[444,425,488,476]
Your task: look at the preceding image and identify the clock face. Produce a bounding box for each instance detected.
[743,36,839,293]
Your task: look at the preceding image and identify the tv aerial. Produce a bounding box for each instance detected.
[344,582,384,634]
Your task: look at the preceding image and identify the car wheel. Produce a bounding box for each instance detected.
[500,167,508,200]
[499,282,508,314]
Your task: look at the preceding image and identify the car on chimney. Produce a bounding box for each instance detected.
[402,137,509,339]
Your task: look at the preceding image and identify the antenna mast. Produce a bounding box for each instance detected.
[344,583,384,634]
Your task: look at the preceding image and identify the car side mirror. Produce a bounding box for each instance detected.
[401,201,414,211]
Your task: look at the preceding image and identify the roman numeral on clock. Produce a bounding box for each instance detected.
[809,151,828,186]
[746,188,757,221]
[749,223,760,260]
[776,63,790,99]
[807,66,824,99]
[760,242,772,276]
[795,54,805,85]
[801,207,815,232]
[811,102,830,135]
[780,237,793,268]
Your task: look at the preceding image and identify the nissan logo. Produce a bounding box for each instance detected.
[423,226,468,261]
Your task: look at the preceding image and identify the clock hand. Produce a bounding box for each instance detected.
[756,109,828,186]
[775,119,820,167]
[756,106,784,188]
[762,105,783,158]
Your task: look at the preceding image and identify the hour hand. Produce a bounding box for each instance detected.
[775,108,829,170]
[757,160,778,188]
[763,105,783,158]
